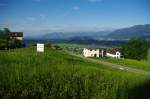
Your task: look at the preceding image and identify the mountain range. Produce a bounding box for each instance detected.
[27,31,111,40]
[26,24,150,41]
[107,24,150,40]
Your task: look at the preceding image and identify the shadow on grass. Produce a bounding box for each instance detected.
[128,79,150,99]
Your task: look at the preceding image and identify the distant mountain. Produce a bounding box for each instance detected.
[55,36,127,46]
[27,31,111,40]
[25,24,150,42]
[24,36,126,46]
[107,24,150,40]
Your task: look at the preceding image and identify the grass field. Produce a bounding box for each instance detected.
[96,58,150,72]
[0,48,150,99]
[94,49,150,72]
[56,43,116,49]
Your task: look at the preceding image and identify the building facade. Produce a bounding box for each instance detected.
[83,48,100,57]
[83,48,121,59]
[8,32,23,40]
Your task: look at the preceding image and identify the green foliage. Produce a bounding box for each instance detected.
[148,49,150,60]
[27,42,36,48]
[122,38,149,60]
[0,29,8,49]
[53,45,62,50]
[0,48,150,99]
[45,42,52,48]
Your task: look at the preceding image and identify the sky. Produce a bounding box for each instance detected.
[0,0,150,36]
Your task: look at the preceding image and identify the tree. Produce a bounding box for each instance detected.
[122,38,149,60]
[2,28,11,49]
[45,42,52,48]
[3,28,10,34]
[0,29,8,49]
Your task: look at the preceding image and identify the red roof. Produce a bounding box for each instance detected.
[106,48,121,54]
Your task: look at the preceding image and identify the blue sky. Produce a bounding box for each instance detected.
[0,0,150,35]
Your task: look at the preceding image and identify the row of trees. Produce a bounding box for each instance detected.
[0,28,23,50]
[122,38,149,60]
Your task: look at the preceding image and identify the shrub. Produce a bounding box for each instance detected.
[122,38,149,60]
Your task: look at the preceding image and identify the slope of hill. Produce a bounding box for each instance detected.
[107,24,150,40]
[0,48,150,98]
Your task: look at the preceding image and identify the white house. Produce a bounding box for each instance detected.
[8,32,23,41]
[83,48,99,57]
[106,51,121,59]
[83,48,121,59]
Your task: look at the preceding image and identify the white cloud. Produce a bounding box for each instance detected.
[72,6,80,10]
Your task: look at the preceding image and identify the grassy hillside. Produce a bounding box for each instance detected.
[0,48,150,99]
[96,50,150,72]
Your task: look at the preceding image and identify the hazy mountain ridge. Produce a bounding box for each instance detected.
[25,24,150,41]
[41,31,111,40]
[25,31,110,40]
[107,24,150,40]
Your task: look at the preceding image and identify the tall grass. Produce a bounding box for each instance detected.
[0,48,150,99]
[97,57,150,72]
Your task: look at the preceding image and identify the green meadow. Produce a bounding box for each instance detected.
[56,43,115,49]
[96,50,150,72]
[0,48,150,99]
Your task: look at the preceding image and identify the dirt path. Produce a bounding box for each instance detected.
[68,52,150,76]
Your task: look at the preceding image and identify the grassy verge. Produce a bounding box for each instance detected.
[0,48,150,99]
[95,57,150,72]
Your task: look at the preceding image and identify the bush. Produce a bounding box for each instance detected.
[45,42,52,48]
[27,42,36,48]
[122,38,149,60]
